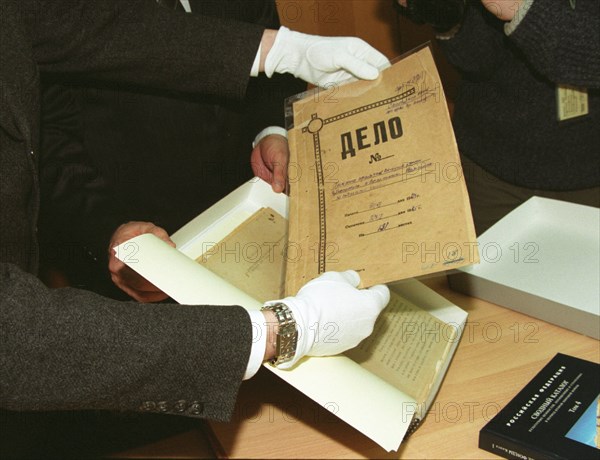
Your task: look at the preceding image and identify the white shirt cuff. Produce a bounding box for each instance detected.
[250,43,261,77]
[179,0,191,13]
[243,310,267,380]
[252,126,288,148]
[504,0,535,35]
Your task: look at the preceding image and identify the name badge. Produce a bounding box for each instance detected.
[557,84,589,121]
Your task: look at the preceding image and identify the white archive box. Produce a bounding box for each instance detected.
[448,197,600,339]
[115,177,468,452]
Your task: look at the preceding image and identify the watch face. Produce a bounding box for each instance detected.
[276,323,297,363]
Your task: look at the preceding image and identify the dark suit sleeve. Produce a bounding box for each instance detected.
[26,0,265,100]
[0,262,252,420]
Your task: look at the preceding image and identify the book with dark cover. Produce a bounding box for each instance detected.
[479,353,599,460]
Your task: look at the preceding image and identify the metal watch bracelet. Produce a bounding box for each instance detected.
[261,303,298,366]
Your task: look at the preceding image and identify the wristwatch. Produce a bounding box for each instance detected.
[261,303,298,366]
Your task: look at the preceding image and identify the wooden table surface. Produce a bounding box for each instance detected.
[207,275,600,459]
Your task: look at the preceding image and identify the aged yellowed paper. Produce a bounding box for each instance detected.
[196,207,287,302]
[285,45,478,295]
[345,291,457,405]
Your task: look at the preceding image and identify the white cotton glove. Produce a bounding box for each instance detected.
[265,270,390,369]
[265,26,391,88]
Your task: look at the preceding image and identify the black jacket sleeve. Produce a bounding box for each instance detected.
[0,262,252,420]
[27,0,265,99]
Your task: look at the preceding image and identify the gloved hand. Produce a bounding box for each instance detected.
[265,270,390,369]
[394,0,467,32]
[265,26,390,88]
